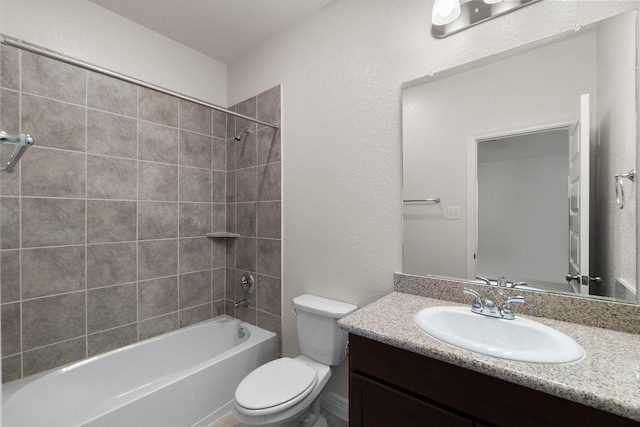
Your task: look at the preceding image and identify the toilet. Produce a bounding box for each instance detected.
[233,294,358,427]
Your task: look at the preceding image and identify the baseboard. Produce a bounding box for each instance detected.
[320,391,349,421]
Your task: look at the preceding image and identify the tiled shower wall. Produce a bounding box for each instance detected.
[0,44,282,381]
[224,89,282,354]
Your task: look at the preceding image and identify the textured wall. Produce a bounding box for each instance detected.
[0,0,227,106]
[227,0,639,397]
[594,11,637,300]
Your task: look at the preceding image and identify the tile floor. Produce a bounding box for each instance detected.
[207,411,248,427]
[207,408,348,427]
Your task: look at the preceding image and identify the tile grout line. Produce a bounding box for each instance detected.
[84,67,89,359]
[252,95,258,326]
[177,97,181,328]
[233,112,238,310]
[224,112,229,308]
[136,85,140,343]
[18,46,24,379]
[214,105,219,319]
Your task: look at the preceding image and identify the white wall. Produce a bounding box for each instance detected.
[0,0,227,106]
[227,0,638,397]
[595,11,637,299]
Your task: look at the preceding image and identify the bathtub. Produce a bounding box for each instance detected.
[3,315,276,427]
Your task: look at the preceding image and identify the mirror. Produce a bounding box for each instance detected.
[402,10,638,303]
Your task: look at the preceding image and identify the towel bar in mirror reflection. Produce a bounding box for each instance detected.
[403,198,441,204]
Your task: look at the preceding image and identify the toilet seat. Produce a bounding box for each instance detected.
[234,358,318,415]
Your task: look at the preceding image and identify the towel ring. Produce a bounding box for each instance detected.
[615,170,636,209]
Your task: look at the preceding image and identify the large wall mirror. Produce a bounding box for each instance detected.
[402,10,638,304]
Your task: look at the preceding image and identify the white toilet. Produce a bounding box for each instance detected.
[233,294,358,427]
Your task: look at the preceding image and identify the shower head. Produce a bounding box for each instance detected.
[234,128,251,141]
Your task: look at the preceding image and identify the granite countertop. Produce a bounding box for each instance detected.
[338,291,640,422]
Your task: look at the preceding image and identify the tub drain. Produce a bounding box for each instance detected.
[238,327,246,339]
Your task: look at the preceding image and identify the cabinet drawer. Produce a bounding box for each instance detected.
[350,373,474,427]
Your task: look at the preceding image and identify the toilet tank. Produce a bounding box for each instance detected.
[293,295,358,366]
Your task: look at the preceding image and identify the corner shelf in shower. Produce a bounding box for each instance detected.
[206,232,240,238]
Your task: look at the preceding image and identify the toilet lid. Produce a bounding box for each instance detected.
[235,358,318,411]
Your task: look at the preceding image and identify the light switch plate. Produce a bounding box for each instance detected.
[447,206,461,220]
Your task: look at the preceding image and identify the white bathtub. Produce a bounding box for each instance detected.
[3,315,277,427]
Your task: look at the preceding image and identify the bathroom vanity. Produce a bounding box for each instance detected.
[339,288,640,427]
[349,334,634,426]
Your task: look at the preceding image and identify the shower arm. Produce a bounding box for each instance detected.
[235,128,252,141]
[0,131,35,173]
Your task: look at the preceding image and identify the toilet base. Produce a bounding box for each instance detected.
[239,396,326,427]
[302,414,327,427]
[300,398,327,427]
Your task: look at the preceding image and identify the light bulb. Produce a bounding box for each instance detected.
[432,0,461,26]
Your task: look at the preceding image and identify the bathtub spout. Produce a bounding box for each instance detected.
[234,298,249,309]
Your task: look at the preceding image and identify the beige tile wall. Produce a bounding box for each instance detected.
[0,44,282,380]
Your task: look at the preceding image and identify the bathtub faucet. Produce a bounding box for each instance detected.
[234,298,249,309]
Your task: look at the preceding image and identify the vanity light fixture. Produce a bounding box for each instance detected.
[432,0,540,38]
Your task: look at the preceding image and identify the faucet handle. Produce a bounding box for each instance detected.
[501,296,525,319]
[475,276,492,285]
[463,288,483,311]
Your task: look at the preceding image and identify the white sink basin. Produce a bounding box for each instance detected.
[414,306,584,364]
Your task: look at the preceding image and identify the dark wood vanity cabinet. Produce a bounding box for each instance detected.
[348,334,636,427]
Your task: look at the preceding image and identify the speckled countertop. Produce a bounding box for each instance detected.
[338,291,640,422]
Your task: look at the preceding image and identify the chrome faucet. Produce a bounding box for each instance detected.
[234,273,254,310]
[463,288,524,320]
[476,275,529,289]
[234,298,249,309]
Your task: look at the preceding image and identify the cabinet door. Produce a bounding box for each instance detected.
[350,373,473,427]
